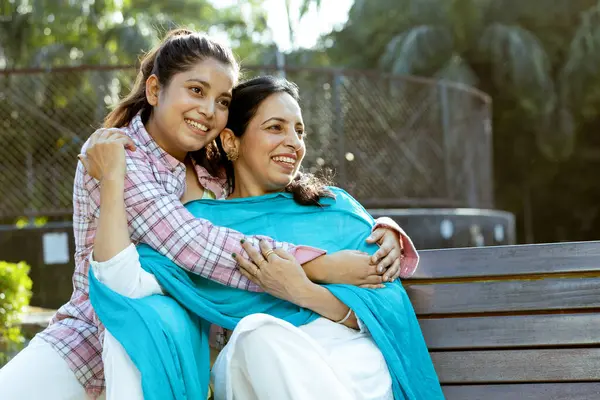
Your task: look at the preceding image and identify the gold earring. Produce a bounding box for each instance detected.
[226,149,239,161]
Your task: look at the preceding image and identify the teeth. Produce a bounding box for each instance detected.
[272,156,295,164]
[185,119,209,131]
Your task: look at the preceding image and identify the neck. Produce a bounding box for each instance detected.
[145,114,187,162]
[228,165,282,199]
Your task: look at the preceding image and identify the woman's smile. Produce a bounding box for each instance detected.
[271,154,297,171]
[184,118,210,135]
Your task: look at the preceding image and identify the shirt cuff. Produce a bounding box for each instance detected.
[90,243,138,271]
[90,244,164,297]
[291,245,327,265]
[373,217,419,277]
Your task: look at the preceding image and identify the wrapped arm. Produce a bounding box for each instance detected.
[83,151,325,292]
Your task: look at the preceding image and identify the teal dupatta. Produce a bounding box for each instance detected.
[89,187,444,399]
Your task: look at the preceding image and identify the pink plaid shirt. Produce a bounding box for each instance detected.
[37,115,327,397]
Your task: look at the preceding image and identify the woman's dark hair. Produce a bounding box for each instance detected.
[218,76,333,206]
[104,28,239,176]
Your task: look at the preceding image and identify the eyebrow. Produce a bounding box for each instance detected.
[186,78,210,87]
[262,117,303,126]
[185,78,232,98]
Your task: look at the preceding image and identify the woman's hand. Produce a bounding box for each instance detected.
[78,128,136,182]
[235,240,359,329]
[306,251,385,289]
[234,240,315,305]
[366,227,405,282]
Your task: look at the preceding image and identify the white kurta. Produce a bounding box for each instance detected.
[92,244,392,400]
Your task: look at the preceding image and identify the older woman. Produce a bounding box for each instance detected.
[86,76,442,400]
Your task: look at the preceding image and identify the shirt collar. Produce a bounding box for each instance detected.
[129,113,182,171]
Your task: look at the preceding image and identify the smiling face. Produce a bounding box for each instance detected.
[223,91,307,197]
[145,58,235,162]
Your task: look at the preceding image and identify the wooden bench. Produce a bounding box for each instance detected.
[15,241,600,398]
[406,240,600,399]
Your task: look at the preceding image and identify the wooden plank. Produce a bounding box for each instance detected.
[420,314,600,349]
[411,241,600,279]
[443,383,600,400]
[432,349,600,383]
[406,277,600,315]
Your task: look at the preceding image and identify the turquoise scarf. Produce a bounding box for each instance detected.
[89,187,444,399]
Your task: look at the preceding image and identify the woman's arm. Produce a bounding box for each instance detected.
[80,132,163,298]
[94,178,130,262]
[82,129,324,292]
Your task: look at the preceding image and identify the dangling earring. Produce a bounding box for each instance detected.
[226,148,239,161]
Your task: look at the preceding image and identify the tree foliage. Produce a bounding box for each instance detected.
[325,0,600,243]
[0,0,270,68]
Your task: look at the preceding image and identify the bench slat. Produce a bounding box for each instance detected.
[442,383,600,400]
[407,278,600,315]
[432,349,600,383]
[420,314,600,349]
[413,241,600,279]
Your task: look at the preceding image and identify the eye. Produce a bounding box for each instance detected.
[296,128,306,138]
[217,98,230,108]
[190,86,203,95]
[267,124,282,132]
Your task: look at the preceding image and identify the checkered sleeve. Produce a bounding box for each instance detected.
[85,151,324,291]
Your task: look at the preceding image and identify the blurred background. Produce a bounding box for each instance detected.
[1,0,600,358]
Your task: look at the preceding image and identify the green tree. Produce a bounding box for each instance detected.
[325,0,600,243]
[0,0,270,68]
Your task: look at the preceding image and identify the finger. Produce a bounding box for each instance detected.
[383,257,401,282]
[378,248,398,276]
[241,239,267,267]
[371,244,392,268]
[107,131,135,151]
[113,137,137,152]
[77,154,90,172]
[273,247,295,261]
[258,240,276,260]
[366,228,385,244]
[233,252,261,277]
[237,261,260,285]
[87,131,99,146]
[99,128,115,140]
[363,274,384,285]
[101,128,126,140]
[359,283,386,289]
[123,136,136,151]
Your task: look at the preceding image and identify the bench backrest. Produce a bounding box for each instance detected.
[406,241,600,399]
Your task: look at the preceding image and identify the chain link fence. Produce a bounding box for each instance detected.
[0,65,492,220]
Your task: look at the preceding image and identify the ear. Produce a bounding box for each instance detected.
[220,128,239,153]
[145,74,160,106]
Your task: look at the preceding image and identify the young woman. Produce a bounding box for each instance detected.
[87,77,440,400]
[0,30,412,399]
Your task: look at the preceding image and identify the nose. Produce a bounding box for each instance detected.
[197,98,215,119]
[284,127,302,151]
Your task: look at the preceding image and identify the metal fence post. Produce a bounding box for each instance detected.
[332,71,346,187]
[26,144,34,222]
[439,81,453,202]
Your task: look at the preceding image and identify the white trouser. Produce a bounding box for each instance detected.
[0,336,105,400]
[102,331,144,400]
[212,314,393,400]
